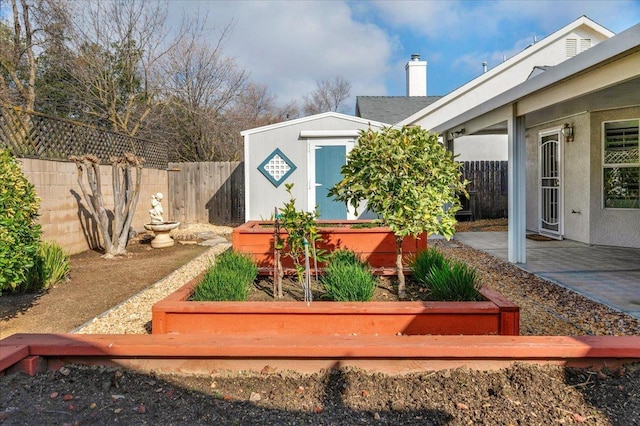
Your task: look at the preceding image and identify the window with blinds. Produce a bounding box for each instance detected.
[603,119,640,208]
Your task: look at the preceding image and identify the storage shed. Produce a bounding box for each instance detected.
[241,112,387,221]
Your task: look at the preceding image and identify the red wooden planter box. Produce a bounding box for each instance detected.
[152,279,519,336]
[232,220,428,274]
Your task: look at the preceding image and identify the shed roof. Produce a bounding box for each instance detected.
[240,111,388,137]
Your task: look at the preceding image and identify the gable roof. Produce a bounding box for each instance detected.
[240,111,388,137]
[355,96,442,124]
[430,22,640,134]
[399,15,615,128]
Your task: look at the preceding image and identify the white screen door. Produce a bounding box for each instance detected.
[539,130,563,239]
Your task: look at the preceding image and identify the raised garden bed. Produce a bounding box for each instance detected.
[151,277,520,336]
[231,220,428,274]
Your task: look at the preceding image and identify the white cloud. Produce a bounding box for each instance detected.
[162,0,640,106]
[167,1,392,110]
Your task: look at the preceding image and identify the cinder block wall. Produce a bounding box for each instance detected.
[19,158,169,255]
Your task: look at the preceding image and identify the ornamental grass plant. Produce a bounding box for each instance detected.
[410,248,482,301]
[191,250,258,301]
[408,248,448,285]
[321,249,378,302]
[425,260,482,301]
[22,241,70,292]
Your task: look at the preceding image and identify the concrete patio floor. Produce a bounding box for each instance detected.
[453,232,640,320]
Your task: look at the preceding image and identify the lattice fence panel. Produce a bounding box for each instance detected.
[0,105,167,169]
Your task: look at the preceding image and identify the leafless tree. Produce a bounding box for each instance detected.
[160,23,248,162]
[0,0,70,110]
[65,0,190,136]
[161,30,296,162]
[302,75,352,116]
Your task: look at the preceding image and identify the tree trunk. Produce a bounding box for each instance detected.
[71,154,143,258]
[113,154,143,254]
[396,235,406,299]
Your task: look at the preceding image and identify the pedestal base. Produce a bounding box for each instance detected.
[151,231,175,248]
[144,222,180,249]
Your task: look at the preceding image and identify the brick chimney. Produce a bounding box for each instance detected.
[405,53,427,96]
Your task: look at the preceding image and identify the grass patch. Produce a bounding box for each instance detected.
[191,250,257,301]
[408,248,448,285]
[321,250,378,301]
[425,261,481,301]
[410,248,482,301]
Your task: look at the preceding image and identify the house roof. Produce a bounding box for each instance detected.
[240,111,388,137]
[355,96,442,124]
[399,15,615,128]
[431,22,640,134]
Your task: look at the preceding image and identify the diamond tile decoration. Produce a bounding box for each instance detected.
[258,148,297,187]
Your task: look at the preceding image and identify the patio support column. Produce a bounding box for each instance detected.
[507,106,526,263]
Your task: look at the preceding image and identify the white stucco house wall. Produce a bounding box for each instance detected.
[241,112,387,221]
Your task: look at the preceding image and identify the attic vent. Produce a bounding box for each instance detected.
[566,38,592,57]
[566,39,577,57]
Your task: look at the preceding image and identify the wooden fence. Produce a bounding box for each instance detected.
[459,161,508,220]
[166,160,506,226]
[168,161,244,225]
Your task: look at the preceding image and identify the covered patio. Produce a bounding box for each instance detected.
[455,231,640,320]
[433,23,640,263]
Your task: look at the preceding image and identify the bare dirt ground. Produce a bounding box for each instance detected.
[0,239,210,340]
[1,219,639,425]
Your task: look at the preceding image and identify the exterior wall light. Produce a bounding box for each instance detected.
[562,123,574,143]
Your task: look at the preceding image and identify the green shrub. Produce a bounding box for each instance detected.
[321,250,377,302]
[409,248,448,286]
[191,251,257,301]
[22,241,70,292]
[425,261,482,301]
[0,150,42,294]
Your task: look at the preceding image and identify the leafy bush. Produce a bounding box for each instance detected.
[409,248,448,285]
[425,261,482,301]
[191,251,257,301]
[0,150,42,293]
[22,241,70,292]
[321,250,378,302]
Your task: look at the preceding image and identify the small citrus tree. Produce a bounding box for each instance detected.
[329,126,467,298]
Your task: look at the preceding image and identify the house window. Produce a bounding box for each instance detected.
[603,119,639,208]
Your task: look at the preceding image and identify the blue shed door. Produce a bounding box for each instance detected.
[315,145,347,219]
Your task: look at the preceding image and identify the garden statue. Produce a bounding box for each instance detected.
[144,192,179,248]
[149,193,164,223]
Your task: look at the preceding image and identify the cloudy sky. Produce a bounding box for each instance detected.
[167,0,639,113]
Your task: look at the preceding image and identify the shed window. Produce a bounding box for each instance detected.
[603,119,639,208]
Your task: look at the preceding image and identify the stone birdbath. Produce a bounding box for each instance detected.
[144,193,180,248]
